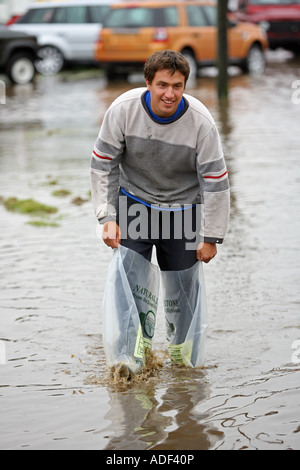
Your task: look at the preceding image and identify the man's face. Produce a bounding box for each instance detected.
[146,69,185,118]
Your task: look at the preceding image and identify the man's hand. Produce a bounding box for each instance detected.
[197,242,217,263]
[102,221,121,248]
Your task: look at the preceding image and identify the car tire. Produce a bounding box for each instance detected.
[181,50,198,80]
[5,52,36,85]
[243,44,265,75]
[35,46,64,76]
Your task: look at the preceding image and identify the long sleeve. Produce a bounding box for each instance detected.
[196,125,230,244]
[90,105,125,223]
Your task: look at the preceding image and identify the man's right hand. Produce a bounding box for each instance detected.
[102,221,121,248]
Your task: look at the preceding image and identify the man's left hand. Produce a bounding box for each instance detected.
[197,242,217,263]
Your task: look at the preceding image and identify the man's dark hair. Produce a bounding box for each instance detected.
[144,50,190,85]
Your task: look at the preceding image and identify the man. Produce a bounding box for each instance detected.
[91,50,230,270]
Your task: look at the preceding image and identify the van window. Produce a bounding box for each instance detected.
[104,7,179,28]
[164,7,179,27]
[203,5,217,26]
[105,7,153,27]
[89,5,111,24]
[17,8,55,24]
[53,6,88,24]
[186,6,207,26]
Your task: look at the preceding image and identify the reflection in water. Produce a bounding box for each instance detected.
[102,367,223,450]
[1,52,300,449]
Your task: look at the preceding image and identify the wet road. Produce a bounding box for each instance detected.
[0,51,300,450]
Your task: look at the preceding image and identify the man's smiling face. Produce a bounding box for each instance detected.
[146,69,186,118]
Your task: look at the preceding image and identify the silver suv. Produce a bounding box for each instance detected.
[9,0,117,75]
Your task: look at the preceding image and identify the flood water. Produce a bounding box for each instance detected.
[0,51,300,450]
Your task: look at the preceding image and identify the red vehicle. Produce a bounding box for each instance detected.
[231,0,300,53]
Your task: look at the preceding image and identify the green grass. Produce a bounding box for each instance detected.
[27,220,59,228]
[3,197,58,216]
[51,189,71,197]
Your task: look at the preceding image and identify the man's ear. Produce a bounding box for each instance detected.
[145,79,151,91]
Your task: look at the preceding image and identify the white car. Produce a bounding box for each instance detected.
[9,0,117,75]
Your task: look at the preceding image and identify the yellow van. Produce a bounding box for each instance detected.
[95,0,269,79]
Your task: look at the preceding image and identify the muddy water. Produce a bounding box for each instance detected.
[0,52,300,450]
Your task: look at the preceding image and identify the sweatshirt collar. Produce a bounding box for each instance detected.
[142,90,188,124]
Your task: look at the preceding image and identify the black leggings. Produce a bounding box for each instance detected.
[116,191,201,271]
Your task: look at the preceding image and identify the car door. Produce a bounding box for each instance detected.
[51,6,100,60]
[202,4,251,61]
[185,4,217,63]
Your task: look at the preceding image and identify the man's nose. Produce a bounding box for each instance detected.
[165,87,175,98]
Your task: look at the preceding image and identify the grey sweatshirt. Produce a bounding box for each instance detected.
[91,87,230,243]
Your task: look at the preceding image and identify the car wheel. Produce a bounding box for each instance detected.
[244,44,265,75]
[6,53,35,85]
[181,50,198,80]
[35,46,64,75]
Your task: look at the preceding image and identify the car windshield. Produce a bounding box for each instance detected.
[104,7,179,28]
[17,8,56,24]
[89,5,111,23]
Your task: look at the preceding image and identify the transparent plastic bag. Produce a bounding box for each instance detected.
[102,245,208,371]
[161,262,208,368]
[102,245,160,373]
